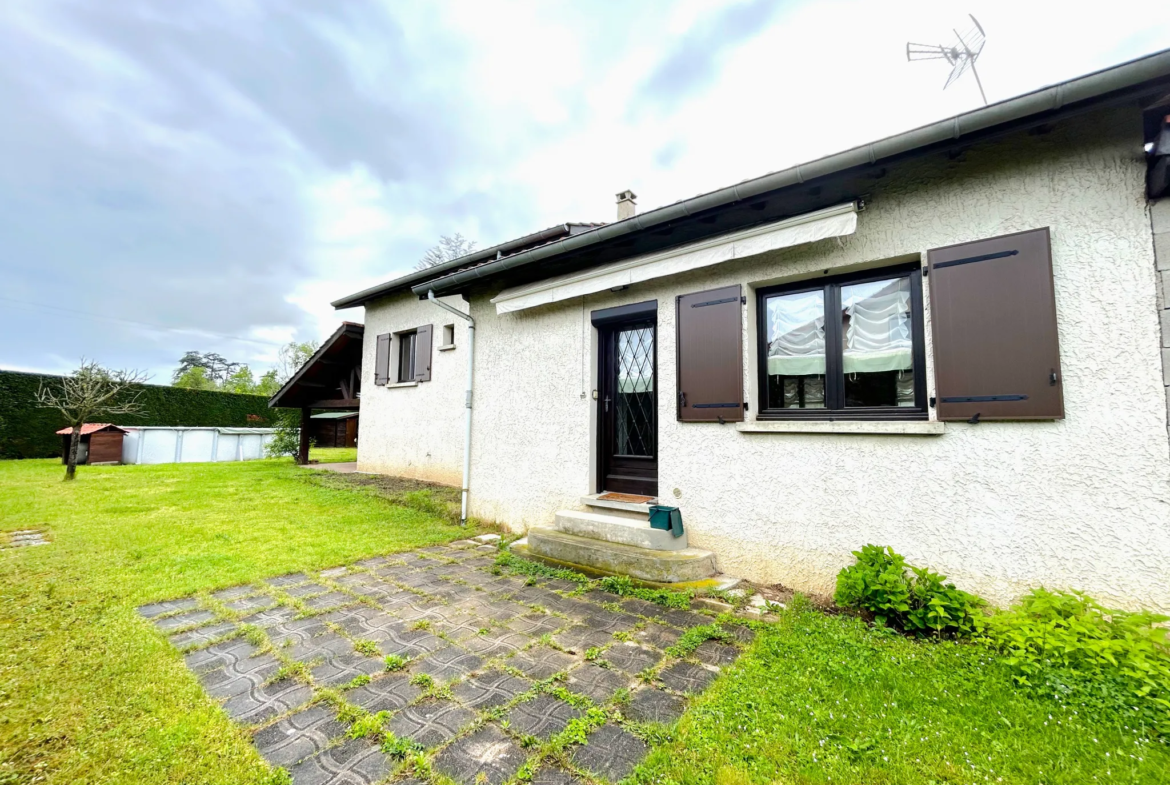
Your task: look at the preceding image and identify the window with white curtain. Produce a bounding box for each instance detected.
[757,264,927,419]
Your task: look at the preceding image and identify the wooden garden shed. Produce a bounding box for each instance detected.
[57,423,127,465]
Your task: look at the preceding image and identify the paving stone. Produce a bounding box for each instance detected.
[346,674,423,713]
[185,638,267,675]
[372,624,446,659]
[432,724,526,785]
[137,597,200,618]
[200,652,283,700]
[386,700,476,749]
[168,621,237,650]
[654,609,711,629]
[450,669,531,709]
[373,562,418,581]
[509,647,578,680]
[617,597,663,618]
[529,765,585,785]
[624,687,686,724]
[302,591,354,611]
[564,663,628,704]
[266,572,312,587]
[353,556,389,569]
[483,575,531,595]
[572,723,648,782]
[319,566,349,578]
[332,606,399,637]
[286,737,391,785]
[153,609,216,631]
[225,594,277,613]
[288,631,354,663]
[582,589,625,606]
[725,623,756,645]
[238,606,298,629]
[410,646,484,683]
[539,577,584,593]
[658,662,716,694]
[252,703,346,767]
[693,640,740,668]
[222,678,313,725]
[210,585,255,602]
[285,582,329,598]
[459,629,531,659]
[343,581,407,606]
[552,625,613,654]
[463,555,497,568]
[393,596,443,622]
[290,634,383,687]
[507,613,567,637]
[602,643,662,675]
[268,616,332,648]
[429,582,479,602]
[504,694,581,740]
[634,623,683,650]
[446,539,479,550]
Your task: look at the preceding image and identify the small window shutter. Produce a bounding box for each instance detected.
[413,324,433,382]
[374,333,391,386]
[928,227,1063,421]
[676,285,744,422]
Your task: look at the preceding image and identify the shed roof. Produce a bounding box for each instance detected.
[56,423,126,436]
[311,411,359,420]
[269,322,364,409]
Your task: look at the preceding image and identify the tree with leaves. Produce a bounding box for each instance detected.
[173,366,218,390]
[173,351,240,386]
[265,340,321,458]
[415,232,477,271]
[35,360,148,481]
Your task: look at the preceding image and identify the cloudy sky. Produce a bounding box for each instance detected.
[2,0,1168,383]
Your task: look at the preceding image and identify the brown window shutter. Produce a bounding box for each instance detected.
[374,333,390,386]
[413,324,433,382]
[927,227,1063,421]
[676,285,744,422]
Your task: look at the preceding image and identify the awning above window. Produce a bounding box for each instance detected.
[491,202,859,315]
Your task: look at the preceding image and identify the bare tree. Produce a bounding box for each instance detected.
[415,233,477,271]
[35,360,148,481]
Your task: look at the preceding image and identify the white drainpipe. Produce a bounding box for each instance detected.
[426,289,475,525]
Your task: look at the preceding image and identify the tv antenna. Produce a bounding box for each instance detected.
[907,14,988,105]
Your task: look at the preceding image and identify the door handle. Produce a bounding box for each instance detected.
[604,395,611,412]
[679,391,687,408]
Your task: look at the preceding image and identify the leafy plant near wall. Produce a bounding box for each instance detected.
[834,544,983,637]
[979,588,1170,735]
[0,370,274,459]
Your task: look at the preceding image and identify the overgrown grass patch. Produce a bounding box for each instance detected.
[635,597,1170,785]
[0,457,476,784]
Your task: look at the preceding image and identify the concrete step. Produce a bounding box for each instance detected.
[526,527,717,584]
[580,493,654,521]
[554,509,687,551]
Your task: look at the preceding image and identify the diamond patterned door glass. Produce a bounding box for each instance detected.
[615,326,655,457]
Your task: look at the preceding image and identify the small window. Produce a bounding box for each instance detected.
[756,264,927,419]
[442,323,455,348]
[396,330,417,383]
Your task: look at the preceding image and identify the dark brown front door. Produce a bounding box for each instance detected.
[599,318,658,497]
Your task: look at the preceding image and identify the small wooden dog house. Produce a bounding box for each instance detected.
[57,423,127,465]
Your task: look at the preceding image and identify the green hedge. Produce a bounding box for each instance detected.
[0,370,275,459]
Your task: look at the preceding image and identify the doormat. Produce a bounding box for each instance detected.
[597,492,655,504]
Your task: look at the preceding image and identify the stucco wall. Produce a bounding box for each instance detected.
[357,291,468,486]
[460,104,1170,612]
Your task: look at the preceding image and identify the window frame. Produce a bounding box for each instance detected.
[755,263,928,421]
[395,330,418,383]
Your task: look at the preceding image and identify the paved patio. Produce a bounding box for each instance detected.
[138,540,753,785]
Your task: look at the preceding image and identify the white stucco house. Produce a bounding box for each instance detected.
[331,51,1170,612]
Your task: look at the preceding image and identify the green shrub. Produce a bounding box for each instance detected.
[834,544,982,637]
[979,588,1170,734]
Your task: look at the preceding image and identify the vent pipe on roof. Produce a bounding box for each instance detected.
[616,190,637,221]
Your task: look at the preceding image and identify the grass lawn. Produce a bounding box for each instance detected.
[0,457,474,785]
[636,599,1169,785]
[309,447,356,463]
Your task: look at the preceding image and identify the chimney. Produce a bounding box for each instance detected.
[616,189,637,221]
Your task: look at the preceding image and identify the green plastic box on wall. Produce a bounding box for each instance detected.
[648,505,684,538]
